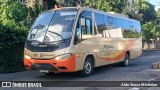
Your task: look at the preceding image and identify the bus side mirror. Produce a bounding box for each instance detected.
[81,18,86,27]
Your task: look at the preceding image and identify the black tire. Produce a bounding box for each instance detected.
[44,72,54,75]
[79,57,94,77]
[120,53,130,67]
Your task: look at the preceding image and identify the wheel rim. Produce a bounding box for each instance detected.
[84,61,92,74]
[125,57,129,66]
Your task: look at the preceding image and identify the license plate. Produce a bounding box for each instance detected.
[39,70,48,73]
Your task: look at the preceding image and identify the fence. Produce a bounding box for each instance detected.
[143,40,160,49]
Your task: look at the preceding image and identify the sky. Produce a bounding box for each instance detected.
[147,0,160,11]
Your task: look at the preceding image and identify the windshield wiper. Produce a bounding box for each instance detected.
[47,31,65,42]
[30,40,41,45]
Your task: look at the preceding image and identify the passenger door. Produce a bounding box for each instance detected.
[74,10,94,71]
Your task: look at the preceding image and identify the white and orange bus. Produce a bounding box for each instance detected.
[24,7,142,76]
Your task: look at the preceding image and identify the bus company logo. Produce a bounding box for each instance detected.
[103,45,114,49]
[2,82,11,87]
[33,54,38,57]
[40,53,43,57]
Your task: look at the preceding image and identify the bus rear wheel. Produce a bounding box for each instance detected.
[79,57,94,77]
[120,53,130,67]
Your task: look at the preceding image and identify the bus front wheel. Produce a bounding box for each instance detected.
[79,57,94,77]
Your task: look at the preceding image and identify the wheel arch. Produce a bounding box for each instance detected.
[125,50,130,59]
[83,53,96,67]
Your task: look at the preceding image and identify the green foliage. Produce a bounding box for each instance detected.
[0,21,28,73]
[140,0,156,23]
[0,21,28,49]
[84,0,97,9]
[84,0,125,13]
[142,21,159,42]
[139,1,158,42]
[58,0,76,7]
[0,0,27,24]
[157,8,160,18]
[107,0,125,13]
[57,0,83,7]
[27,0,43,21]
[0,0,29,73]
[126,10,143,22]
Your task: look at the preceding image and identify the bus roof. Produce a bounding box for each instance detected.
[43,7,140,23]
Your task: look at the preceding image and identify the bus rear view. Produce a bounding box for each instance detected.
[24,8,78,74]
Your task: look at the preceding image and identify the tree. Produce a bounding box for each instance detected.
[107,0,125,13]
[0,0,28,73]
[142,21,159,42]
[139,0,157,42]
[140,0,156,23]
[45,0,57,9]
[56,0,83,7]
[123,0,143,21]
[157,8,160,18]
[0,0,27,24]
[84,0,126,13]
[156,8,160,41]
[26,0,43,21]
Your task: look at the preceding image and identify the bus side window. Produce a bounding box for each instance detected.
[129,21,134,28]
[94,13,105,37]
[81,18,92,40]
[123,21,140,38]
[82,19,92,35]
[81,11,92,40]
[107,17,113,25]
[104,16,113,32]
[74,10,92,44]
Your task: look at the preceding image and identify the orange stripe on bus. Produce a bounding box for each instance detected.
[24,54,76,72]
[99,50,125,60]
[99,40,136,61]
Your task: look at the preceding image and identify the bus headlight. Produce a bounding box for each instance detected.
[25,55,31,60]
[55,53,72,60]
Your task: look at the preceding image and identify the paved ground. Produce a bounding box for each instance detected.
[0,50,160,90]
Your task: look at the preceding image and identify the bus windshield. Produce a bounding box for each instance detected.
[27,10,77,42]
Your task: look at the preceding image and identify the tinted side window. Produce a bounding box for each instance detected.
[123,21,140,38]
[116,18,127,29]
[74,10,92,44]
[82,11,92,35]
[82,10,92,18]
[82,19,92,35]
[129,21,134,28]
[76,11,92,29]
[123,29,140,38]
[94,13,105,34]
[134,22,141,34]
[107,17,113,25]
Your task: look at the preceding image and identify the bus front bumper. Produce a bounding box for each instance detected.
[24,54,76,73]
